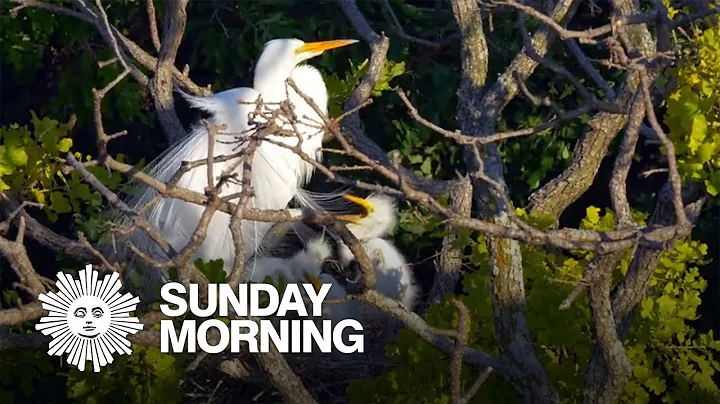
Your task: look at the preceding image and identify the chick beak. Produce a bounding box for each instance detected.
[335,194,374,224]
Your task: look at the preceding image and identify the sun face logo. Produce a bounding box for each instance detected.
[35,264,144,372]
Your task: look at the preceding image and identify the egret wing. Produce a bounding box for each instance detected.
[123,87,267,270]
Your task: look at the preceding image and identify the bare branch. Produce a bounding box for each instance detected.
[399,87,595,145]
[0,196,97,263]
[609,94,645,227]
[428,177,472,305]
[516,12,622,114]
[149,0,190,144]
[227,139,261,288]
[380,0,458,49]
[0,227,46,296]
[337,0,455,196]
[429,298,496,401]
[8,0,94,23]
[611,182,706,327]
[565,38,617,100]
[9,0,208,96]
[307,211,376,292]
[637,69,689,228]
[77,232,121,274]
[462,367,494,403]
[583,252,632,403]
[0,301,44,326]
[145,0,161,52]
[358,289,503,374]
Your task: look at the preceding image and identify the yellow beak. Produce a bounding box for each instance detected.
[336,194,374,224]
[297,39,359,55]
[304,272,323,293]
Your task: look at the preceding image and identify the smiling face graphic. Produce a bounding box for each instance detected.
[66,296,111,339]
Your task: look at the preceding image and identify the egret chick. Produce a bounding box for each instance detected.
[271,192,418,320]
[250,238,355,323]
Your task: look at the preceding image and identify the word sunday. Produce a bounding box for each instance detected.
[159,283,364,354]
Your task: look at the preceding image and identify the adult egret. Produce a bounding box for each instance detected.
[124,38,358,275]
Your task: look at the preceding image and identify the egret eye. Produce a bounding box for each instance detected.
[320,259,342,275]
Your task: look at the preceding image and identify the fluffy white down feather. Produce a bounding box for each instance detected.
[250,192,419,324]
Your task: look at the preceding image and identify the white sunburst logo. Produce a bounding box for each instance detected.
[35,264,144,372]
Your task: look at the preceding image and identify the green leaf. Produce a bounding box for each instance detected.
[705,171,720,196]
[645,376,666,394]
[193,258,226,283]
[585,206,601,225]
[5,145,28,167]
[420,157,432,176]
[689,115,708,153]
[57,138,73,153]
[30,188,45,204]
[641,298,654,318]
[49,191,71,214]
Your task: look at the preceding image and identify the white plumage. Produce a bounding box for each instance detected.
[118,38,419,338]
[123,38,357,275]
[337,237,419,311]
[250,193,419,325]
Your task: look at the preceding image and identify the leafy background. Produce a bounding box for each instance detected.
[0,0,718,403]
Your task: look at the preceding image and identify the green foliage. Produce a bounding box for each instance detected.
[0,3,66,81]
[664,25,720,196]
[578,208,720,403]
[2,2,719,403]
[325,58,407,116]
[66,345,185,404]
[51,49,149,125]
[0,114,126,223]
[395,197,447,249]
[194,257,228,283]
[500,113,591,192]
[349,207,720,403]
[0,112,73,196]
[347,267,516,403]
[0,0,148,124]
[0,348,57,404]
[390,117,461,179]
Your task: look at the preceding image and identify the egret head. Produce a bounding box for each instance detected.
[254,38,358,90]
[335,193,398,240]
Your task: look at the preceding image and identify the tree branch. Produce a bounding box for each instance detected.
[149,0,189,144]
[336,0,455,196]
[428,177,472,305]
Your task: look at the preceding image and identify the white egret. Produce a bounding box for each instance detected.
[124,38,358,275]
[250,192,419,323]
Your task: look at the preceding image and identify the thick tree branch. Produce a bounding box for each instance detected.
[611,182,707,330]
[428,177,472,305]
[0,301,44,325]
[609,94,645,227]
[149,0,189,144]
[0,196,98,263]
[529,0,656,219]
[0,226,46,296]
[452,1,579,401]
[583,252,632,404]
